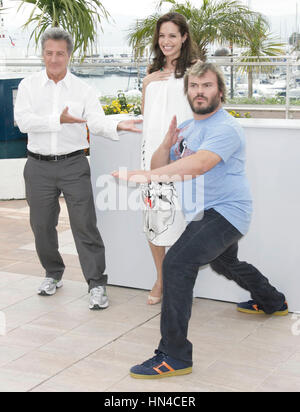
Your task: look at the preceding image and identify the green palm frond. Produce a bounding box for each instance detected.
[18,0,111,58]
[237,15,285,97]
[239,16,285,74]
[127,13,161,59]
[128,0,269,61]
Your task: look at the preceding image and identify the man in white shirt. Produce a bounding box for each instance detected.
[14,27,142,310]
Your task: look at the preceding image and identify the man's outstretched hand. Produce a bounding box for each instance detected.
[60,107,87,124]
[117,119,143,133]
[112,169,150,183]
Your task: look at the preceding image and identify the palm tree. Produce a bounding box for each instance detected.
[18,0,111,58]
[128,0,263,62]
[239,15,285,98]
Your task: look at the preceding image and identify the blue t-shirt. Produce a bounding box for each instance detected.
[170,108,253,235]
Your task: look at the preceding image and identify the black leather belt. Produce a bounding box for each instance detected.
[27,150,85,161]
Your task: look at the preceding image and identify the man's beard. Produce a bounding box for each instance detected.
[188,93,221,115]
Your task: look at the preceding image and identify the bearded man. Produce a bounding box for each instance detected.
[113,61,288,379]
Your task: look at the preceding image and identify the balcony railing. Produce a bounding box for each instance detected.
[1,55,300,118]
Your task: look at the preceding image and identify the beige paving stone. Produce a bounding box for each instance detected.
[89,340,157,367]
[29,311,89,333]
[2,261,44,277]
[142,315,161,330]
[0,259,17,269]
[0,324,65,349]
[2,289,87,331]
[0,272,28,287]
[2,350,76,378]
[106,374,237,393]
[31,380,84,392]
[38,332,111,361]
[0,199,299,392]
[216,341,294,370]
[193,297,234,313]
[274,352,300,378]
[31,357,128,392]
[256,373,300,392]
[0,345,29,368]
[215,306,272,324]
[71,318,134,340]
[44,298,105,324]
[57,254,81,268]
[187,316,260,349]
[4,303,56,331]
[199,360,274,392]
[108,285,147,300]
[117,326,162,349]
[0,369,47,392]
[0,200,28,209]
[192,344,230,372]
[86,302,161,327]
[0,242,29,254]
[0,287,36,310]
[242,324,300,352]
[0,249,38,263]
[262,314,300,333]
[61,267,88,283]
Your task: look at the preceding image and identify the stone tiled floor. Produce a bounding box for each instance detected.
[0,199,300,392]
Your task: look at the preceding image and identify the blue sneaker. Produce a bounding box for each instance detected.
[130,350,192,379]
[237,300,288,316]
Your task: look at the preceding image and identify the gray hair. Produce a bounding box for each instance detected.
[41,27,74,56]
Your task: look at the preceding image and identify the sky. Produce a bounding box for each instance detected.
[98,0,300,19]
[2,0,300,52]
[3,0,300,22]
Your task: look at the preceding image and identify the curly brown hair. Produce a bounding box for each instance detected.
[148,12,198,79]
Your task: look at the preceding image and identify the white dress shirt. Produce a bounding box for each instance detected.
[14,70,120,155]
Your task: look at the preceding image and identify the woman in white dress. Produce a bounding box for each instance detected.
[141,12,198,304]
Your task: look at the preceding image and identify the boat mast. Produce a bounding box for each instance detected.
[296,1,299,33]
[0,0,4,37]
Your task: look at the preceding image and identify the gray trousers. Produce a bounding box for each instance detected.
[24,154,107,291]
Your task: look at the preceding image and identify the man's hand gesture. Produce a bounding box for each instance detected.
[162,116,180,150]
[117,119,143,133]
[60,107,87,124]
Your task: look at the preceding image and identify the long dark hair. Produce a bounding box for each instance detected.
[149,12,198,79]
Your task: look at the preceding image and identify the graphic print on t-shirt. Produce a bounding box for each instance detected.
[173,133,196,160]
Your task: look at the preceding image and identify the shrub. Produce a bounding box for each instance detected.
[102,92,141,116]
[228,110,251,118]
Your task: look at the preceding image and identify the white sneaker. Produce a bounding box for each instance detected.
[38,278,63,296]
[89,286,109,310]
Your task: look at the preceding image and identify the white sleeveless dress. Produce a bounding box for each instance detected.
[141,74,193,246]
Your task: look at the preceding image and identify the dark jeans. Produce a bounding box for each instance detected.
[158,209,286,365]
[24,154,107,291]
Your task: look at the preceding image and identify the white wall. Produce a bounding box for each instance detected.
[91,118,300,313]
[0,156,90,200]
[1,119,300,312]
[0,158,26,200]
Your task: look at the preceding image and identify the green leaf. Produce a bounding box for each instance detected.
[18,0,111,58]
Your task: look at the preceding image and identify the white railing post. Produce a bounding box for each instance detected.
[286,57,291,120]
